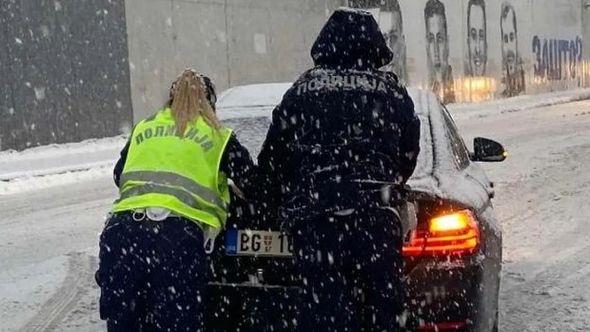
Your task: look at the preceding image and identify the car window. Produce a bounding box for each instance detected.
[222,116,272,158]
[441,105,471,170]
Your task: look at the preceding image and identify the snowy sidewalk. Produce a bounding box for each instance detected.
[1,88,590,194]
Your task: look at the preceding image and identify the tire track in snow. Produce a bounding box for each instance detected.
[19,253,97,332]
[497,143,590,331]
[454,100,590,331]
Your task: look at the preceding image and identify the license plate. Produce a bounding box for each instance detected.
[225,229,293,257]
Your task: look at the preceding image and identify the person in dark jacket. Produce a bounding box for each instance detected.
[257,8,421,331]
[96,69,257,332]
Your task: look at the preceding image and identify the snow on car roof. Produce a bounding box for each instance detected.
[217,83,428,118]
[217,83,293,120]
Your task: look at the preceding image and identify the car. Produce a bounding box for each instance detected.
[206,83,506,332]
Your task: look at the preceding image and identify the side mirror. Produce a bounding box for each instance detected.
[471,137,507,162]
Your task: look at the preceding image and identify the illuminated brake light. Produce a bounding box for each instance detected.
[402,210,480,257]
[430,213,471,232]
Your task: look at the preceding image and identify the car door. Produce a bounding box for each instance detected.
[440,105,495,205]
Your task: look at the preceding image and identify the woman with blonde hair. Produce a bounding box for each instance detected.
[96,69,257,331]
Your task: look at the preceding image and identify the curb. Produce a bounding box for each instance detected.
[0,161,115,182]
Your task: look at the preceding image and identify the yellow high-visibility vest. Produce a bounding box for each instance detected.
[112,108,232,229]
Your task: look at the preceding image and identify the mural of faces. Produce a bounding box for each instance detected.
[424,0,455,103]
[466,0,487,76]
[348,0,408,82]
[501,5,517,75]
[500,2,525,96]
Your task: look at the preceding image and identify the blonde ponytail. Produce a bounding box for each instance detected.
[168,70,221,136]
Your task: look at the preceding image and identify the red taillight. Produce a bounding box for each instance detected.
[402,210,480,257]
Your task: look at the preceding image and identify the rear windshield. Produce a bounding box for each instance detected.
[222,115,432,180]
[222,117,272,158]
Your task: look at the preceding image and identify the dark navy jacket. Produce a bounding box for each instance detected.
[257,8,421,221]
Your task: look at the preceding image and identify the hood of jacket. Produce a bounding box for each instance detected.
[311,8,393,70]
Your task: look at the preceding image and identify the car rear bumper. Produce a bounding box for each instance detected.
[205,261,486,332]
[405,254,488,331]
[205,283,300,331]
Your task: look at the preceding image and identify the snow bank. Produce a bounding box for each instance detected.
[0,136,125,183]
[0,160,114,181]
[0,166,113,196]
[0,135,125,162]
[0,136,123,195]
[448,88,590,121]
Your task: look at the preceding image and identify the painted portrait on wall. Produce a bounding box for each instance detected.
[424,0,455,104]
[466,0,487,76]
[500,2,526,97]
[348,0,408,83]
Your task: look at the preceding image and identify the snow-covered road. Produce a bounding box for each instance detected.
[0,178,114,332]
[1,100,589,331]
[457,101,590,331]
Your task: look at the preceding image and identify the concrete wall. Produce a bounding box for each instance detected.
[125,0,342,120]
[0,0,133,151]
[128,0,588,120]
[350,0,588,103]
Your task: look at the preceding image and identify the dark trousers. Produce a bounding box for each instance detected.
[96,212,207,332]
[292,208,405,332]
